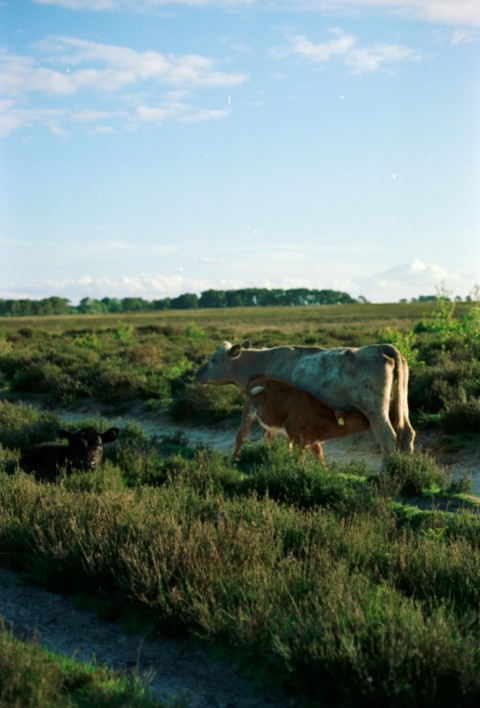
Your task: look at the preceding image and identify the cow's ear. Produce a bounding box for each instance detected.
[57,428,72,442]
[229,344,242,358]
[241,340,250,350]
[101,427,120,444]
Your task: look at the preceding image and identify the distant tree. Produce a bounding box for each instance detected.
[0,287,363,316]
[152,298,171,310]
[225,291,245,308]
[101,297,123,313]
[0,298,71,316]
[265,289,286,306]
[122,297,152,312]
[45,297,71,315]
[285,288,310,306]
[78,297,108,314]
[171,293,199,310]
[228,289,257,307]
[199,290,226,308]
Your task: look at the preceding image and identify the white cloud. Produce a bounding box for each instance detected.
[3,273,215,303]
[135,101,230,125]
[346,43,420,74]
[304,1,480,27]
[71,109,112,122]
[0,102,68,138]
[2,260,477,304]
[33,0,255,8]
[0,38,247,136]
[282,29,421,74]
[33,0,480,27]
[288,31,356,62]
[355,260,476,301]
[33,0,116,8]
[451,29,477,45]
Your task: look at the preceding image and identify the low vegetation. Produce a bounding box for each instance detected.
[0,296,479,705]
[0,622,159,706]
[1,407,480,705]
[0,297,479,430]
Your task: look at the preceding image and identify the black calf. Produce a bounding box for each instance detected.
[20,426,120,481]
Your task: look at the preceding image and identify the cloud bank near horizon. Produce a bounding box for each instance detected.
[1,260,476,305]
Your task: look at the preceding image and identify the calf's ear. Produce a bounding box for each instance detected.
[101,427,120,444]
[57,428,73,442]
[229,344,242,358]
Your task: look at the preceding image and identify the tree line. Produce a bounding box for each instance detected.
[0,288,361,317]
[0,290,462,317]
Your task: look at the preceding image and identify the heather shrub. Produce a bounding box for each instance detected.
[379,452,450,496]
[0,622,156,707]
[168,378,245,423]
[438,398,480,434]
[0,400,59,451]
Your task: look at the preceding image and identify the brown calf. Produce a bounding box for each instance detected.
[233,376,369,462]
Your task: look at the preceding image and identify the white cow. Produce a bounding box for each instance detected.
[196,341,415,463]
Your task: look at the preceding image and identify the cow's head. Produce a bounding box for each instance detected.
[58,426,120,471]
[196,340,250,385]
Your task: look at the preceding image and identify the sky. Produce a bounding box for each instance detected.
[1,0,479,305]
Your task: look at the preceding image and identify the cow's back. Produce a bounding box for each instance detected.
[265,345,394,411]
[20,443,68,481]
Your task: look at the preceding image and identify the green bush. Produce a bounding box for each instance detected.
[380,452,450,496]
[238,439,376,513]
[438,398,480,434]
[168,380,245,423]
[0,400,59,452]
[0,622,157,707]
[409,360,480,414]
[92,368,150,403]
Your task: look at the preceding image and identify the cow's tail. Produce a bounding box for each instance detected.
[382,344,413,452]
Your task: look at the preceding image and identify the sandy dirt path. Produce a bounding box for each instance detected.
[2,411,478,705]
[0,566,296,707]
[85,409,480,495]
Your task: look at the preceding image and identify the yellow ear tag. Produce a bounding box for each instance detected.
[337,417,345,426]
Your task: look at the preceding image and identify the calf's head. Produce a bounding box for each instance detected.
[58,426,120,471]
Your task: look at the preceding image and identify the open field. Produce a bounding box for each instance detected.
[1,300,480,705]
[0,301,470,338]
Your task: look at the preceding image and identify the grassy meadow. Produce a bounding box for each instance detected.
[0,299,480,706]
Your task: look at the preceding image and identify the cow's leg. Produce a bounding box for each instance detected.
[233,401,257,459]
[309,442,326,466]
[367,412,397,465]
[400,419,415,453]
[396,417,416,454]
[263,429,277,443]
[398,362,416,453]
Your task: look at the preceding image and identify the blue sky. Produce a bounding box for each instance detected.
[1,0,479,304]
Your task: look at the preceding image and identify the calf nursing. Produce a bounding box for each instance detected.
[196,340,415,463]
[20,426,120,481]
[233,376,369,463]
